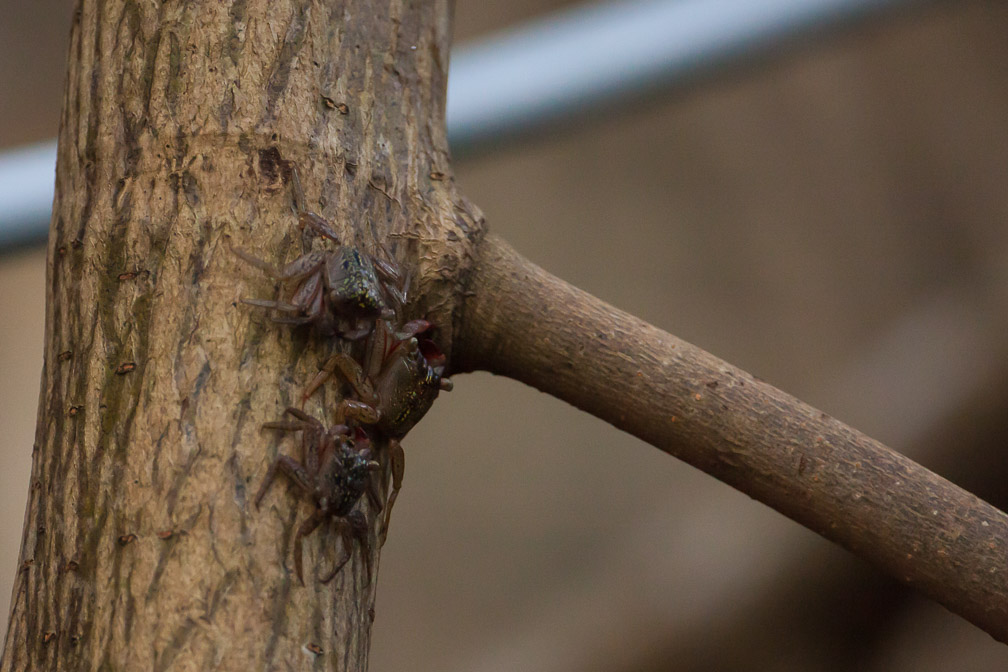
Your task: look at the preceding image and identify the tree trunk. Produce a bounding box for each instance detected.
[1,1,478,670]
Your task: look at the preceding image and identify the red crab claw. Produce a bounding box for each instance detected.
[395,319,432,341]
[418,338,447,370]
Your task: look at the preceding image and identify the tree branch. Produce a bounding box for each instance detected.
[456,233,1008,642]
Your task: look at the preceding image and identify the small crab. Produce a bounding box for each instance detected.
[232,167,405,339]
[366,319,453,439]
[302,320,447,418]
[303,319,453,538]
[255,407,380,584]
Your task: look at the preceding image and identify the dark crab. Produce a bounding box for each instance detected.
[303,319,453,537]
[366,318,452,439]
[255,407,380,584]
[232,168,405,339]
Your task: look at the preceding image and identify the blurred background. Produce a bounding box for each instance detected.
[3,0,1008,668]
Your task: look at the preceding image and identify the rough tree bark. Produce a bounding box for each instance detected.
[3,0,1008,670]
[1,0,477,670]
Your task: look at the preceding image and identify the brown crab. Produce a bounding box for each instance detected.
[232,168,405,339]
[302,319,453,539]
[255,407,380,584]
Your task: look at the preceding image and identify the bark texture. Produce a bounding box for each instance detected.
[2,1,480,670]
[457,234,1008,642]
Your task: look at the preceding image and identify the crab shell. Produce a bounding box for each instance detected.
[318,442,380,517]
[374,337,448,439]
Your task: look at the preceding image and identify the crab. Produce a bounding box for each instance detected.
[254,407,381,584]
[302,318,453,539]
[232,167,406,339]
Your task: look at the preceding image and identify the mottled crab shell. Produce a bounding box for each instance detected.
[375,337,447,439]
[323,443,379,517]
[328,247,388,319]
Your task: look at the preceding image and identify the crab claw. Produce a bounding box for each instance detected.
[396,319,432,341]
[418,338,446,369]
[298,211,341,241]
[353,427,371,449]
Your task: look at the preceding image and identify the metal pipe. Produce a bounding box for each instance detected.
[447,0,923,149]
[0,141,58,250]
[0,0,926,250]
